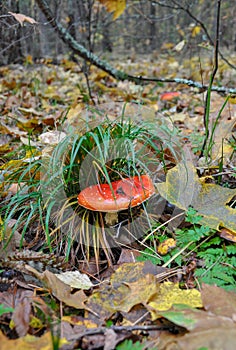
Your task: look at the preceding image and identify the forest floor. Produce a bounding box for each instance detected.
[0,53,235,350]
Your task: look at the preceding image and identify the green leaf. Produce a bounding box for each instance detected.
[0,304,14,316]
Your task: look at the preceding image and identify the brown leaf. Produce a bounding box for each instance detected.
[119,274,158,313]
[177,327,236,350]
[12,297,31,337]
[110,261,161,286]
[201,283,236,319]
[0,288,33,310]
[218,227,236,242]
[41,270,88,309]
[8,12,37,26]
[25,267,87,309]
[117,248,140,264]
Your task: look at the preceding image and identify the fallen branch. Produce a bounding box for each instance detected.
[67,324,177,341]
[36,0,236,94]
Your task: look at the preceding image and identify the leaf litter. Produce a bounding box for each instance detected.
[0,50,235,349]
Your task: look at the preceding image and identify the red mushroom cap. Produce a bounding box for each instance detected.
[160,91,181,101]
[77,174,155,212]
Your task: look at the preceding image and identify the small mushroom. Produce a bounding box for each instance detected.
[77,174,155,212]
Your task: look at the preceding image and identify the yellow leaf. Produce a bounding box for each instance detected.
[147,282,202,320]
[157,238,176,255]
[98,0,126,20]
[191,25,201,37]
[228,95,236,104]
[0,331,67,350]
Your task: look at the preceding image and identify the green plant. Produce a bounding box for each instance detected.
[0,145,43,249]
[139,207,236,290]
[1,106,180,268]
[116,339,156,350]
[43,115,170,266]
[0,304,14,317]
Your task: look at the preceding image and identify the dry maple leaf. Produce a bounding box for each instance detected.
[8,12,37,26]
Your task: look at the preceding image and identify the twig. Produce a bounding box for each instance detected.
[68,324,176,341]
[201,0,221,156]
[35,0,236,94]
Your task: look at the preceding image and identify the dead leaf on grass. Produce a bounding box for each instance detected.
[25,267,87,309]
[157,161,236,233]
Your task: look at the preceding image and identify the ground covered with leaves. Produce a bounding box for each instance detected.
[0,54,236,349]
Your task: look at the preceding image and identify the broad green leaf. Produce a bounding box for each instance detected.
[0,304,14,316]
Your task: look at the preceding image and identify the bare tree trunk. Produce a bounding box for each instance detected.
[149,1,156,52]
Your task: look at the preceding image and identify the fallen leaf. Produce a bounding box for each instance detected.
[0,330,68,350]
[157,161,236,233]
[12,297,31,337]
[176,327,236,350]
[119,274,159,312]
[62,315,98,328]
[147,282,202,320]
[201,283,236,319]
[158,305,236,350]
[210,116,236,162]
[86,262,166,320]
[110,261,161,285]
[117,248,140,264]
[218,227,236,242]
[39,131,67,144]
[25,267,87,309]
[55,270,94,290]
[191,25,201,37]
[85,282,129,320]
[157,238,176,255]
[174,40,185,52]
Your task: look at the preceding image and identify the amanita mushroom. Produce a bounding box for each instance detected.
[77,174,155,212]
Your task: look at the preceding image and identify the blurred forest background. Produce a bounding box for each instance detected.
[0,0,235,66]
